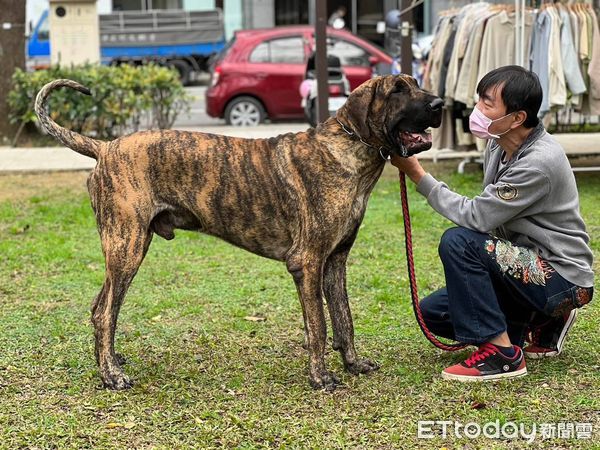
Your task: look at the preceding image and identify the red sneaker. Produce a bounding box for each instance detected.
[441,343,527,382]
[524,309,578,359]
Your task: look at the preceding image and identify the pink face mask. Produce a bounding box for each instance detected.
[469,106,514,140]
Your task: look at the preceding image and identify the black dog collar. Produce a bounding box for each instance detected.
[335,117,405,160]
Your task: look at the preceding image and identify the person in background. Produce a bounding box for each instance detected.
[328,6,347,29]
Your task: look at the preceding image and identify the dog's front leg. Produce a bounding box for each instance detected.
[287,253,341,391]
[324,250,380,375]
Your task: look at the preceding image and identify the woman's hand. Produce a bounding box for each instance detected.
[390,155,426,184]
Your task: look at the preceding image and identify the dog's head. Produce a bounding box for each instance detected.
[336,75,443,157]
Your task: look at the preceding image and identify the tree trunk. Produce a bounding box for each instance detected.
[0,0,26,142]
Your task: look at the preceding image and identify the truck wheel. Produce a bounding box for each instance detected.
[170,60,192,86]
[224,96,265,126]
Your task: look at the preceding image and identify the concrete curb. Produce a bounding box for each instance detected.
[1,127,598,173]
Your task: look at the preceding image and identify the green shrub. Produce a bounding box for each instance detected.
[8,63,192,141]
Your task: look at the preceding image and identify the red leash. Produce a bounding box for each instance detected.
[399,172,468,351]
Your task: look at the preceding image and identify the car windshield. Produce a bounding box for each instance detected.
[37,14,49,40]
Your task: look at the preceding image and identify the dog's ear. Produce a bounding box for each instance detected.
[382,74,413,97]
[336,81,376,139]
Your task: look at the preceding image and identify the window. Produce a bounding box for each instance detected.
[270,37,304,63]
[249,42,269,63]
[150,0,183,9]
[38,14,49,41]
[112,0,144,10]
[249,37,305,64]
[275,0,309,25]
[328,39,370,67]
[112,0,182,11]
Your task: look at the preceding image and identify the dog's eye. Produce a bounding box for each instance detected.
[391,83,406,94]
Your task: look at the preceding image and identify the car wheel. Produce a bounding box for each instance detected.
[224,96,265,126]
[170,60,192,86]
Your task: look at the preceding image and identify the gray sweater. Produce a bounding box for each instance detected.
[416,123,594,287]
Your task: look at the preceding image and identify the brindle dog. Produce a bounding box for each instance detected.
[35,75,443,391]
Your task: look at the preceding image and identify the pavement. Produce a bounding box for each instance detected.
[0,123,309,172]
[1,124,599,173]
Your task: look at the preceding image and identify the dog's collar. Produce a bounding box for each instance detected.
[336,117,407,160]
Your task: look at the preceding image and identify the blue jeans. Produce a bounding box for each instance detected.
[421,227,591,347]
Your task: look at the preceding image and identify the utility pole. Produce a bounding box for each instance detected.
[399,0,413,76]
[315,0,329,124]
[0,0,26,141]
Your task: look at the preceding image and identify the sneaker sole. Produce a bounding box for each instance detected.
[441,367,527,382]
[525,309,578,359]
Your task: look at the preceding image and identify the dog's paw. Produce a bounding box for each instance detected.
[101,370,133,390]
[345,358,380,375]
[309,370,342,392]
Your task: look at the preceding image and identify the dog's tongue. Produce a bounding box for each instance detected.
[401,131,432,147]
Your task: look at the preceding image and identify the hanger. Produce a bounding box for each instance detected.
[489,3,507,12]
[439,7,459,16]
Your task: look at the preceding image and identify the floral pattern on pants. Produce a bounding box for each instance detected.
[485,239,553,286]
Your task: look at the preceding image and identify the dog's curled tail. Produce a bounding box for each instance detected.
[34,79,103,160]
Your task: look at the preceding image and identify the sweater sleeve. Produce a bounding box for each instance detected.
[416,167,551,233]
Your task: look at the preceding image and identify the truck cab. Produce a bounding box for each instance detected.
[27,10,51,71]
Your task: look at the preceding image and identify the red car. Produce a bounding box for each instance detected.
[206,26,393,126]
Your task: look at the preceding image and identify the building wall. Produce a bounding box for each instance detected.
[244,0,274,29]
[184,0,243,40]
[27,0,111,32]
[182,0,214,9]
[224,0,242,39]
[98,0,111,12]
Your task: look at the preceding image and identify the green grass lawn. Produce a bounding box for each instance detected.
[0,164,598,449]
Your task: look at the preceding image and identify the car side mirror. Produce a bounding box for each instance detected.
[368,56,378,67]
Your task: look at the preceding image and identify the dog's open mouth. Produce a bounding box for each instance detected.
[399,129,432,154]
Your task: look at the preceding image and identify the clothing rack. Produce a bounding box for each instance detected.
[515,0,527,67]
[453,1,529,172]
[428,0,600,173]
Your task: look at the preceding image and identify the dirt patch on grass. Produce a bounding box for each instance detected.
[0,171,90,203]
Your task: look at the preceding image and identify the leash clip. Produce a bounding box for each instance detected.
[400,145,409,158]
[379,147,391,161]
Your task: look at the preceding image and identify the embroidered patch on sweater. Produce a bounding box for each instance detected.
[485,239,553,285]
[496,183,518,201]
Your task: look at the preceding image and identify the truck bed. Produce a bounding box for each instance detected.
[99,9,225,48]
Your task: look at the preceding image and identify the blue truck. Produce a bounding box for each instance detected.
[27,9,226,85]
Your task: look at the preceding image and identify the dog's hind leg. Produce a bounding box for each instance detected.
[91,220,153,390]
[324,249,380,376]
[286,251,341,391]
